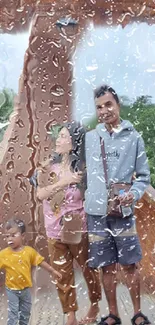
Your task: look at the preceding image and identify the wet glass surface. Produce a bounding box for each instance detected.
[0,1,155,324]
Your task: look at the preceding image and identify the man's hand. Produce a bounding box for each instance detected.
[118,191,134,206]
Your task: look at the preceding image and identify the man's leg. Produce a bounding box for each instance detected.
[121,264,146,325]
[87,215,120,325]
[6,288,19,325]
[101,263,120,325]
[114,216,151,324]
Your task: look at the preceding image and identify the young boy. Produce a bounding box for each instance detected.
[0,218,62,325]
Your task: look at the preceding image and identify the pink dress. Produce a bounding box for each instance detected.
[43,164,87,239]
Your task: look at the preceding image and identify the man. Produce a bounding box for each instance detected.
[85,85,151,325]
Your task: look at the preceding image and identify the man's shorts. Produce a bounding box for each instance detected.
[87,214,142,268]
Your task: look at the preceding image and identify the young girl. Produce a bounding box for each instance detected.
[31,121,101,325]
[0,218,61,325]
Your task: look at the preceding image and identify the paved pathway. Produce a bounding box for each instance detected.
[0,269,155,324]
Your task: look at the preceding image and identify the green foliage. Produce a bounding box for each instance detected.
[0,88,15,142]
[121,95,155,188]
[87,95,155,188]
[47,125,63,139]
[0,88,15,122]
[86,117,98,131]
[0,126,7,142]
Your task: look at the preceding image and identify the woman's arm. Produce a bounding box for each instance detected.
[36,170,83,201]
[36,179,65,201]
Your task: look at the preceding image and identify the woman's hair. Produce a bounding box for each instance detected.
[52,121,86,172]
[30,122,87,195]
[51,121,87,196]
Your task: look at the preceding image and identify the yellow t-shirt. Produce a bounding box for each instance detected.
[0,246,44,290]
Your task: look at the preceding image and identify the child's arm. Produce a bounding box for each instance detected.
[39,261,62,281]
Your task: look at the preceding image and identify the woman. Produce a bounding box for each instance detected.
[31,121,101,325]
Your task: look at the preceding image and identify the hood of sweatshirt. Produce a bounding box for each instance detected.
[96,120,134,139]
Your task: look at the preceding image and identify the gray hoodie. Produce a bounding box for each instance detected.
[84,120,150,216]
